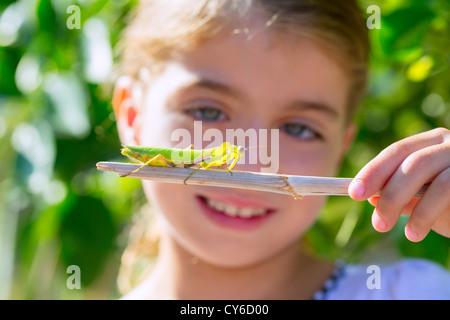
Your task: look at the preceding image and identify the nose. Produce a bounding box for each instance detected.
[231,145,268,173]
[224,120,280,173]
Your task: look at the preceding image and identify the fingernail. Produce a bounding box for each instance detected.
[405,224,419,242]
[372,211,387,231]
[349,179,366,198]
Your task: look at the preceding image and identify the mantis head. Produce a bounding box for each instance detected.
[121,145,144,161]
[121,146,133,158]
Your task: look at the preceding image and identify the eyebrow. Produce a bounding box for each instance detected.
[285,100,340,119]
[179,78,340,119]
[179,78,245,100]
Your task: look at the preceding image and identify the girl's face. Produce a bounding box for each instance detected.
[127,28,354,268]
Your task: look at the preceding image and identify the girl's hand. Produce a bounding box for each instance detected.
[348,128,450,242]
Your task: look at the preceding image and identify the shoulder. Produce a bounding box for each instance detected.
[325,258,450,300]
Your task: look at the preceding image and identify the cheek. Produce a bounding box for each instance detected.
[138,115,176,147]
[282,196,327,236]
[141,181,210,254]
[142,181,191,225]
[138,92,178,146]
[279,144,343,177]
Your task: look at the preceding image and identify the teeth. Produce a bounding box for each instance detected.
[206,198,268,218]
[224,205,238,217]
[240,208,254,218]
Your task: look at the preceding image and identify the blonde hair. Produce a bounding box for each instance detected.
[116,0,370,293]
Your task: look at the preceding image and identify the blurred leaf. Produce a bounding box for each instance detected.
[82,18,113,83]
[15,53,43,94]
[0,49,20,94]
[43,71,90,139]
[36,0,57,37]
[407,55,434,82]
[59,194,116,286]
[378,3,435,57]
[0,1,27,46]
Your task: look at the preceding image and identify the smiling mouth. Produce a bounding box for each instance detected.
[198,195,272,219]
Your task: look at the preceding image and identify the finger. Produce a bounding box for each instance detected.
[368,196,378,207]
[373,143,450,232]
[368,196,419,215]
[372,198,421,233]
[405,167,450,242]
[348,128,448,201]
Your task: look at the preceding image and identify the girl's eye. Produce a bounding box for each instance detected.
[185,106,227,122]
[280,123,321,140]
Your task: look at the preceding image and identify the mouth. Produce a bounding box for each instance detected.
[205,196,270,218]
[195,194,275,230]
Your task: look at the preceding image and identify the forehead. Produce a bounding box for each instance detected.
[149,26,350,121]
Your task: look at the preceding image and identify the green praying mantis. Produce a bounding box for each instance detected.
[121,142,245,184]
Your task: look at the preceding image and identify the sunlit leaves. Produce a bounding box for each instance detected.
[0,0,138,299]
[407,55,434,82]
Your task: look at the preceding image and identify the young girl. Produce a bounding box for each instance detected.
[112,0,450,299]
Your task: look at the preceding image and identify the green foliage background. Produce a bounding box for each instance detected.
[0,0,449,299]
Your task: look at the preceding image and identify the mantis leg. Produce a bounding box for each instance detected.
[183,147,236,184]
[122,154,173,177]
[183,160,217,184]
[183,165,203,185]
[225,153,239,176]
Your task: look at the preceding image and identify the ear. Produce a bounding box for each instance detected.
[336,123,357,169]
[113,76,141,146]
[342,123,357,154]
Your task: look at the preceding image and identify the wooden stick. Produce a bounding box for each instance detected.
[96,162,427,198]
